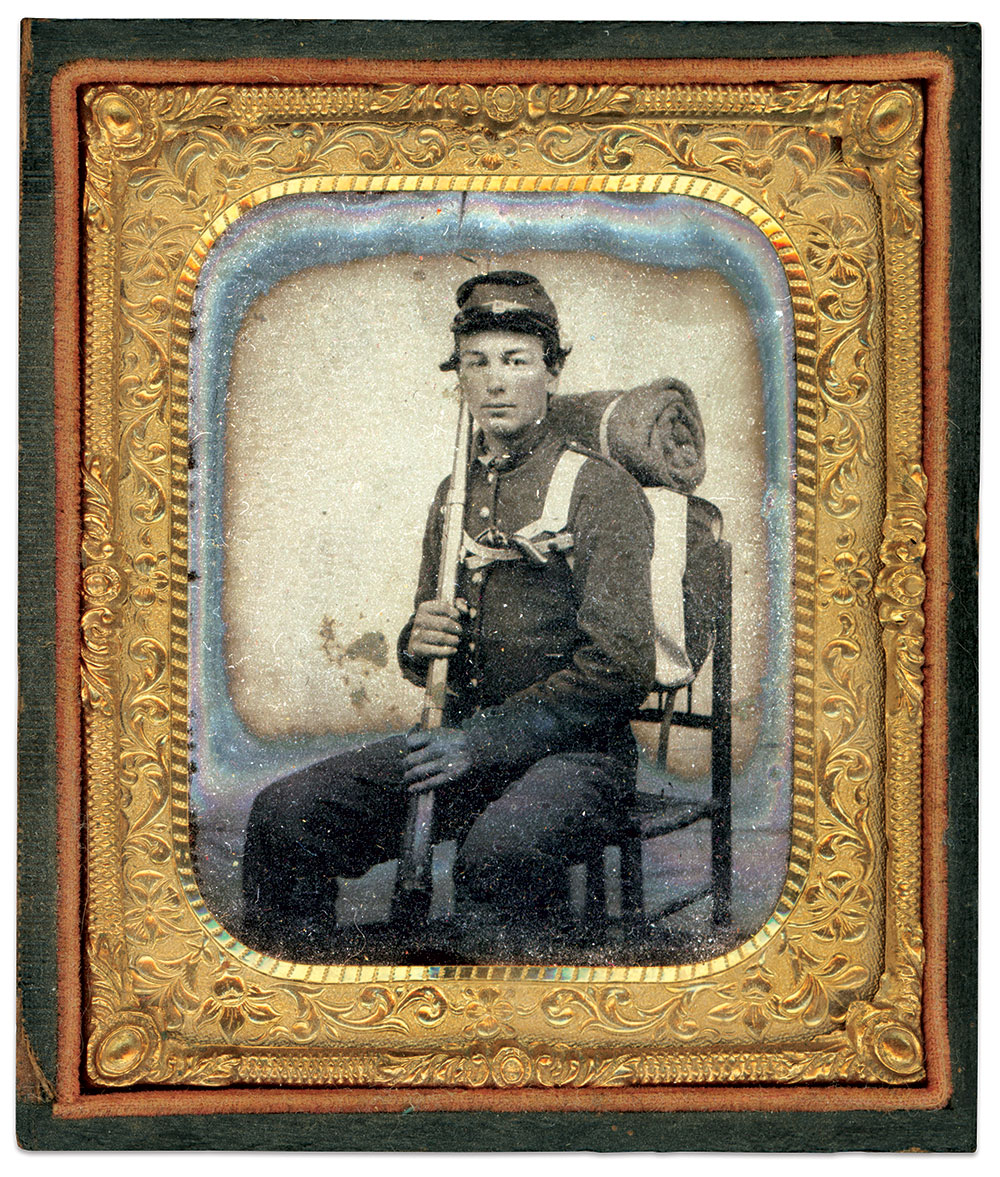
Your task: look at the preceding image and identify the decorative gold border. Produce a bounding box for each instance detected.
[79,80,925,1088]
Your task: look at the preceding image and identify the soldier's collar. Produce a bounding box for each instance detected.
[475,419,552,472]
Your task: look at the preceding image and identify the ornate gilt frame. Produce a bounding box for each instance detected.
[64,62,942,1108]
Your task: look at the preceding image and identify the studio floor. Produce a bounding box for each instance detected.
[195,785,790,967]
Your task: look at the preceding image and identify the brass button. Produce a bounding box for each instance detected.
[479,506,490,519]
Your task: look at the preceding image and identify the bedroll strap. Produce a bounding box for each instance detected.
[597,394,623,461]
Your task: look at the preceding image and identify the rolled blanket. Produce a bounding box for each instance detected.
[547,377,705,493]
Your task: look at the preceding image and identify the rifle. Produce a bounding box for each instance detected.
[391,398,473,927]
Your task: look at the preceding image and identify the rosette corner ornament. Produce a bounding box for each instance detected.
[86,85,161,163]
[87,1010,163,1086]
[844,998,925,1083]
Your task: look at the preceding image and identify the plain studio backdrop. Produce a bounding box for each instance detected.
[222,251,770,779]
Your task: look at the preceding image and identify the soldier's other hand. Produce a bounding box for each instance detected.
[403,727,472,792]
[407,599,465,660]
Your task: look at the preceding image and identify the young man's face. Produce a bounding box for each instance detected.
[456,330,557,449]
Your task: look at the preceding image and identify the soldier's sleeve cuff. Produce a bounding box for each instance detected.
[461,695,566,775]
[396,619,429,687]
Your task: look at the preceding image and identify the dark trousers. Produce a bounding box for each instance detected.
[241,734,631,960]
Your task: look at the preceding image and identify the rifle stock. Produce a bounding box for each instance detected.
[392,400,472,926]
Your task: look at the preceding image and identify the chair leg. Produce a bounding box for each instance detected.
[583,851,607,926]
[710,542,733,926]
[619,837,644,925]
[656,688,678,771]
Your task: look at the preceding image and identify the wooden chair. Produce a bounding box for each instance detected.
[580,495,733,930]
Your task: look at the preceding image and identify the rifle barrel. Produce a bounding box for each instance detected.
[393,400,472,922]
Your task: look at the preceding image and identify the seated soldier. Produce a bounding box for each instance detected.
[241,270,656,962]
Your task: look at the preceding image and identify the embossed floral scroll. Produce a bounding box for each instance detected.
[34,36,966,1128]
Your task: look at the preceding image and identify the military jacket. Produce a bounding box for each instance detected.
[398,419,656,774]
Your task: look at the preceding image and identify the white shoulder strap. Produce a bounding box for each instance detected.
[643,487,695,688]
[514,449,588,539]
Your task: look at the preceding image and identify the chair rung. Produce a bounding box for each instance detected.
[632,708,713,729]
[633,707,668,722]
[667,712,713,729]
[648,883,713,919]
[632,796,715,837]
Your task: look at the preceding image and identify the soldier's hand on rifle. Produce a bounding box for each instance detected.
[407,598,467,660]
[403,727,473,792]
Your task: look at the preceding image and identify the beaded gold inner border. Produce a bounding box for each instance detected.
[79,79,925,1088]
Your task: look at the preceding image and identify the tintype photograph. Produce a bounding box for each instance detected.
[17,17,978,1150]
[189,191,792,970]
